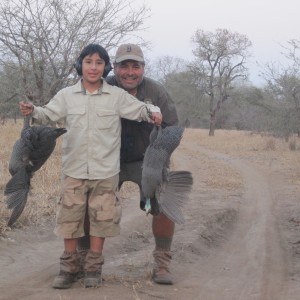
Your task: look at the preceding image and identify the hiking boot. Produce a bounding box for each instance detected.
[77,235,90,279]
[52,251,79,289]
[84,271,102,288]
[52,271,77,289]
[77,248,88,279]
[84,251,104,288]
[152,250,173,285]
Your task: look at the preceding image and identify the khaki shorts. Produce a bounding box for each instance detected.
[54,175,121,239]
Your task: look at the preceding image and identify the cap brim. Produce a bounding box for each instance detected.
[115,54,144,63]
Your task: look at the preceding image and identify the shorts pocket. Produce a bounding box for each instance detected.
[56,197,86,224]
[91,192,116,221]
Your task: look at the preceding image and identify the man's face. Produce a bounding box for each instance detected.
[114,60,145,92]
[82,53,105,84]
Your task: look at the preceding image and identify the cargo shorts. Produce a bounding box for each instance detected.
[54,175,121,239]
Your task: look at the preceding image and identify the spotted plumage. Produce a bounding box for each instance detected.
[141,126,193,224]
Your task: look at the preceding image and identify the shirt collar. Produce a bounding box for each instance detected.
[73,79,106,95]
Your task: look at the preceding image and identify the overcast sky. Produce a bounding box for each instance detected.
[132,0,300,85]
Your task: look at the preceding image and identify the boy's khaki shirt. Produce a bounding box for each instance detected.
[32,80,155,180]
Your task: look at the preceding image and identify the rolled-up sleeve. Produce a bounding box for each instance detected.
[118,91,161,122]
[31,92,66,125]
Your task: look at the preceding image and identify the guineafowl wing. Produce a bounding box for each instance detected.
[7,195,28,228]
[5,167,30,227]
[158,171,193,224]
[8,138,30,176]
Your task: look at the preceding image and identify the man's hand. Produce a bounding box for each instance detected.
[19,101,34,116]
[150,112,162,126]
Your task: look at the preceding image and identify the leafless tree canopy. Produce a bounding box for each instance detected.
[147,56,187,83]
[0,0,148,106]
[261,56,300,137]
[188,28,252,135]
[282,39,300,69]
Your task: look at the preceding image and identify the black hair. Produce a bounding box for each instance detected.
[74,43,112,77]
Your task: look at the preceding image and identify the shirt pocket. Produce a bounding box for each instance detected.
[96,109,118,129]
[67,107,86,128]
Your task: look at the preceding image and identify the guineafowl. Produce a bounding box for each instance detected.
[141,126,193,224]
[4,116,67,227]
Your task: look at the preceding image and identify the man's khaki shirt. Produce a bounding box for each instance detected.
[31,80,155,180]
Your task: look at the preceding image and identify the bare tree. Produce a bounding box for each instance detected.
[146,56,202,127]
[0,0,149,107]
[282,39,300,68]
[261,38,300,137]
[189,28,252,136]
[147,55,187,83]
[261,61,300,137]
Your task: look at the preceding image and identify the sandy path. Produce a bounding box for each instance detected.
[186,150,287,300]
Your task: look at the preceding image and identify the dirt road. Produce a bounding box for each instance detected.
[0,129,299,300]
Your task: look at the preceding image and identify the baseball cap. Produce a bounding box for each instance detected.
[114,44,144,63]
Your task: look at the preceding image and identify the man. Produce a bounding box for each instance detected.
[20,44,162,289]
[78,43,179,285]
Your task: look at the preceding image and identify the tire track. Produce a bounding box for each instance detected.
[174,142,288,300]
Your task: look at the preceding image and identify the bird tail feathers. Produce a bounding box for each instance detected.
[158,171,193,224]
[53,127,67,138]
[5,167,30,227]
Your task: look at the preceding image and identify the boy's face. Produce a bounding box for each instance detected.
[113,60,145,93]
[82,53,105,84]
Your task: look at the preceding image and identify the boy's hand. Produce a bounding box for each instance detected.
[150,112,162,126]
[19,101,34,116]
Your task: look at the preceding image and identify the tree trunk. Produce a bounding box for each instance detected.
[209,113,216,136]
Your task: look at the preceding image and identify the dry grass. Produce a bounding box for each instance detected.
[1,124,300,236]
[184,128,300,187]
[184,128,300,161]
